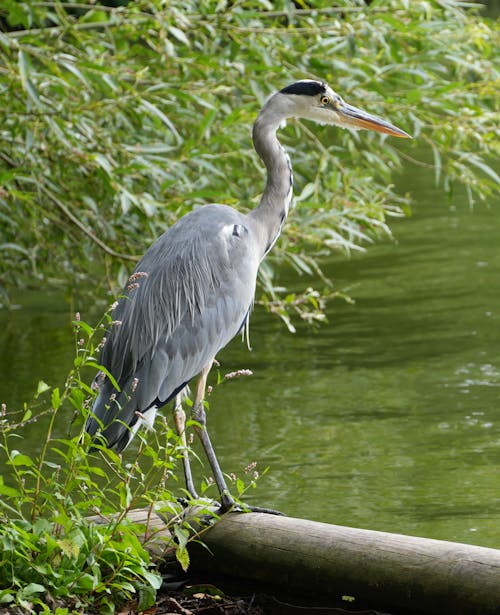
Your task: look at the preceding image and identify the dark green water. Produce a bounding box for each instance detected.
[1,155,499,549]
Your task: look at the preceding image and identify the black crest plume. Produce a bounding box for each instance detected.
[280,81,327,96]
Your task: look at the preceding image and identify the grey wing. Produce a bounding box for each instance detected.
[86,205,259,451]
[138,268,255,410]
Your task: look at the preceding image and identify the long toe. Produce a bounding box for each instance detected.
[219,501,285,516]
[244,504,285,515]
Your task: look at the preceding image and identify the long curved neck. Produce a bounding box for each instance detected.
[248,102,293,258]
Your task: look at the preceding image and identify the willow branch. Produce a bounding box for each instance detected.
[39,184,138,262]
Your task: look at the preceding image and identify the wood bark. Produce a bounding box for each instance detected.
[90,506,500,614]
[189,512,500,615]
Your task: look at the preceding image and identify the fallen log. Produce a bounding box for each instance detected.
[188,512,500,615]
[89,506,500,614]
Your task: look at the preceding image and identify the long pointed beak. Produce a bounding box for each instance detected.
[337,101,411,138]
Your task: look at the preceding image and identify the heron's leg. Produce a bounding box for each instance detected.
[192,362,235,512]
[173,393,198,500]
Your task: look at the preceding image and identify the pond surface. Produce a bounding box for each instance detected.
[1,152,499,549]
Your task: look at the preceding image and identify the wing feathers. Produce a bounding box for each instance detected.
[87,205,259,450]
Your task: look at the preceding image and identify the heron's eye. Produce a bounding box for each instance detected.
[320,95,330,106]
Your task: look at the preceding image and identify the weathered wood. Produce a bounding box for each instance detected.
[189,513,500,615]
[87,508,174,559]
[88,506,500,614]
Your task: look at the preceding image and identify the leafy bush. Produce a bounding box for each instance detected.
[0,0,497,320]
[0,311,216,614]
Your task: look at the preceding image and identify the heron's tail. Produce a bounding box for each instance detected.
[85,374,139,453]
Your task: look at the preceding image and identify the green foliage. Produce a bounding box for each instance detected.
[0,1,498,321]
[0,311,219,614]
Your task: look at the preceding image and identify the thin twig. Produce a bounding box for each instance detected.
[396,148,436,168]
[39,184,138,261]
[33,2,117,10]
[253,7,365,17]
[6,19,118,39]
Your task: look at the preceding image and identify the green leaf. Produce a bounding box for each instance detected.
[119,482,132,508]
[17,50,43,109]
[236,478,245,495]
[0,477,19,498]
[431,143,441,187]
[175,545,190,572]
[4,1,30,28]
[467,156,500,186]
[0,242,30,255]
[173,524,189,550]
[87,465,107,477]
[75,573,97,591]
[69,387,85,411]
[140,570,163,590]
[10,451,34,467]
[140,99,182,143]
[168,26,190,47]
[295,182,315,202]
[0,590,14,605]
[85,362,120,391]
[80,9,108,24]
[74,320,94,337]
[137,583,157,611]
[51,387,61,410]
[36,380,51,398]
[18,583,45,600]
[33,518,52,535]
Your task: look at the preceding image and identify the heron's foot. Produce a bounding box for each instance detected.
[176,496,222,519]
[218,498,285,516]
[178,494,284,517]
[244,504,285,516]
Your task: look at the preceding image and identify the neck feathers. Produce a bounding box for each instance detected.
[249,99,294,257]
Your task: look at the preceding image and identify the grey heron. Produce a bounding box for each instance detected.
[86,80,410,511]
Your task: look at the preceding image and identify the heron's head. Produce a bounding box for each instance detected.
[275,79,410,138]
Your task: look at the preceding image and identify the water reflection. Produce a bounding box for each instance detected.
[1,155,499,549]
